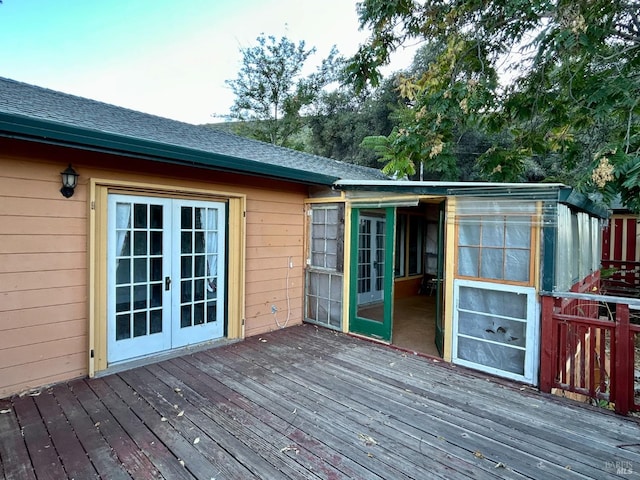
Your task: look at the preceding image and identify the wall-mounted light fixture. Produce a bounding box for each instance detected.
[60,164,79,198]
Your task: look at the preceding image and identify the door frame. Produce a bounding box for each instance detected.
[88,179,246,376]
[435,201,446,355]
[348,207,395,341]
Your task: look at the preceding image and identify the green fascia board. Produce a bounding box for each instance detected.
[336,183,452,195]
[338,182,608,219]
[336,182,564,198]
[558,189,609,219]
[0,113,339,186]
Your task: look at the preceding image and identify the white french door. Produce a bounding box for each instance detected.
[357,215,385,305]
[107,194,226,364]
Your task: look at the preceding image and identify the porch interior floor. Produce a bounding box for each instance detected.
[392,294,440,357]
[2,324,639,480]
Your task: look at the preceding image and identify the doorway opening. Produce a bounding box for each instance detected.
[391,200,445,357]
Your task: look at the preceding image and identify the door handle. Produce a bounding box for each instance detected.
[165,276,172,291]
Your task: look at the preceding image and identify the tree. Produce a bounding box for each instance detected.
[347,0,640,211]
[305,78,400,168]
[225,34,342,148]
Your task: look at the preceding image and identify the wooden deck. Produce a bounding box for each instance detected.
[1,324,639,479]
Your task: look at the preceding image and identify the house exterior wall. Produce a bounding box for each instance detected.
[0,154,88,398]
[0,139,306,398]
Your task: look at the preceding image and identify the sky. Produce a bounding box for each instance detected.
[0,0,414,125]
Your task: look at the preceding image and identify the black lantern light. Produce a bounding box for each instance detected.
[60,164,79,198]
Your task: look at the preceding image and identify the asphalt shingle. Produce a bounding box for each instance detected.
[0,77,388,183]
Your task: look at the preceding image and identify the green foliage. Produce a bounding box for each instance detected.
[305,80,399,167]
[225,34,342,148]
[349,0,640,211]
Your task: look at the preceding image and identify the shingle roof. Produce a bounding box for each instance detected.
[0,77,388,184]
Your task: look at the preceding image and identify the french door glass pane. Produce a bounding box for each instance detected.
[206,302,217,323]
[375,220,385,290]
[150,310,163,334]
[116,259,130,285]
[179,206,220,329]
[134,204,147,228]
[358,219,371,294]
[150,204,163,228]
[114,201,164,342]
[116,314,130,340]
[133,312,147,337]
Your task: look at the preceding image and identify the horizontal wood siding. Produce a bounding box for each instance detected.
[244,197,304,337]
[0,156,87,397]
[0,139,308,397]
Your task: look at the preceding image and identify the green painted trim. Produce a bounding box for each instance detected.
[336,183,565,197]
[435,200,445,356]
[338,183,607,220]
[348,209,360,334]
[348,207,394,341]
[541,201,557,292]
[0,113,339,186]
[559,189,609,219]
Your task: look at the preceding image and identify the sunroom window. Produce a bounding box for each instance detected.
[306,204,344,330]
[457,215,533,284]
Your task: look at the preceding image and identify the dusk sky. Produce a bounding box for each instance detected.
[0,0,414,124]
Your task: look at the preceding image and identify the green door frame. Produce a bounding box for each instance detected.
[348,207,395,341]
[434,200,445,355]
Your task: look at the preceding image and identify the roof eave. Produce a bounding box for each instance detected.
[334,180,569,196]
[558,188,610,218]
[334,180,609,218]
[0,112,339,186]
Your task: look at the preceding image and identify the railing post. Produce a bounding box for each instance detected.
[540,295,555,393]
[614,303,631,415]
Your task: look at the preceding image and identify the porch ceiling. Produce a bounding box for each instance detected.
[1,325,638,479]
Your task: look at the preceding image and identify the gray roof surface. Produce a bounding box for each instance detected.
[0,77,387,184]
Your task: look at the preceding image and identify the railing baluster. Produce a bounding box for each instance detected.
[539,295,555,393]
[615,303,631,415]
[579,324,587,391]
[560,321,568,387]
[598,326,607,398]
[539,291,638,415]
[588,325,596,397]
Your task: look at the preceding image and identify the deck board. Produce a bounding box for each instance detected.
[1,324,639,479]
[281,329,634,476]
[12,395,69,480]
[198,349,413,480]
[32,388,98,479]
[0,399,36,480]
[51,383,131,480]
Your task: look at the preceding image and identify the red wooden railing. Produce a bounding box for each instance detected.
[540,291,640,415]
[600,260,640,297]
[601,214,640,297]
